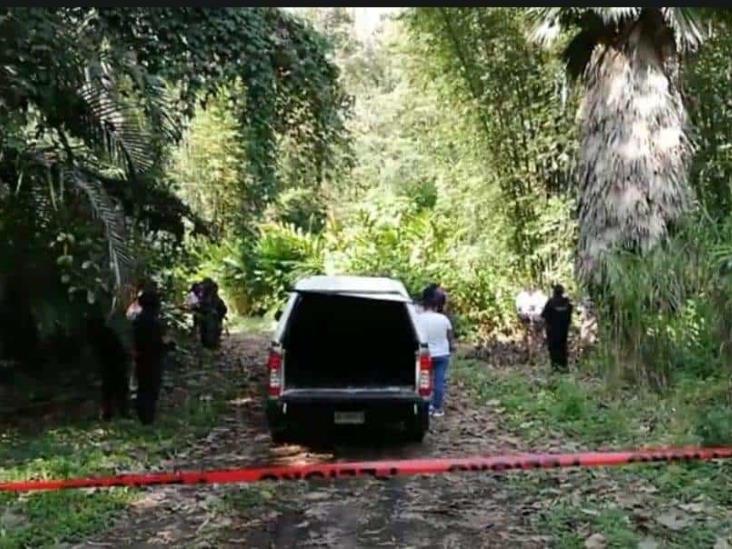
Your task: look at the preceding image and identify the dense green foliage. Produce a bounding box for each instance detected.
[2,6,732,387]
[592,215,732,386]
[167,8,732,380]
[0,7,347,378]
[186,9,577,338]
[687,25,732,220]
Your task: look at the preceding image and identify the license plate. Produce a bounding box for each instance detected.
[334,411,365,425]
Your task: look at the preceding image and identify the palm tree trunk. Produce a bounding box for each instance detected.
[576,15,694,284]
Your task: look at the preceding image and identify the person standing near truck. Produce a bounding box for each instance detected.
[197,279,227,348]
[417,285,455,418]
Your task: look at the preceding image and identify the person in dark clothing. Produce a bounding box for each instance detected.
[132,289,165,424]
[85,315,130,421]
[433,285,447,314]
[541,284,573,372]
[198,279,227,349]
[211,282,227,342]
[422,283,447,312]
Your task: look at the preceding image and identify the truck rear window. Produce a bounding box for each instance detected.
[283,293,418,388]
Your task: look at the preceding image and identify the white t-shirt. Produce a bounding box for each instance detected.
[126,300,142,320]
[515,290,547,321]
[417,311,452,358]
[185,291,199,309]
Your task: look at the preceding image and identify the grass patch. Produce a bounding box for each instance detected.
[0,490,131,548]
[0,342,242,548]
[453,358,732,448]
[220,484,274,511]
[454,356,732,547]
[506,466,732,548]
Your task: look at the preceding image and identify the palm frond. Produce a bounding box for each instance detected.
[88,169,210,239]
[526,7,564,47]
[527,7,609,47]
[122,64,182,144]
[589,8,640,26]
[65,58,178,177]
[562,27,603,81]
[76,79,144,175]
[661,8,707,53]
[65,167,133,290]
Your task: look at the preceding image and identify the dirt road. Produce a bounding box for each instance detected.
[76,332,549,548]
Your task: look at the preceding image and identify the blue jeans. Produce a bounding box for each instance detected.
[431,355,450,411]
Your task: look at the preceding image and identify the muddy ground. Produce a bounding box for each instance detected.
[72,332,578,548]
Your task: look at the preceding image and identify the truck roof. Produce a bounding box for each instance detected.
[293,275,410,297]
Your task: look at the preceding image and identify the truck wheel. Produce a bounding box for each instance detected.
[405,408,429,442]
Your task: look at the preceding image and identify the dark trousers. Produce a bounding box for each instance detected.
[199,313,222,349]
[101,364,129,420]
[547,335,568,371]
[135,357,162,425]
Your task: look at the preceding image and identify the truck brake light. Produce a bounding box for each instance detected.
[267,349,283,397]
[418,351,432,397]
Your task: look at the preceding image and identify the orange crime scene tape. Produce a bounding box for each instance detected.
[2,447,732,492]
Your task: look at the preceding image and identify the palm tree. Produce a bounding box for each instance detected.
[528,8,720,285]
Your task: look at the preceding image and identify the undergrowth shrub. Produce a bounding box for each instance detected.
[695,406,732,446]
[323,190,521,338]
[205,223,325,316]
[205,185,578,339]
[264,187,327,233]
[592,214,732,387]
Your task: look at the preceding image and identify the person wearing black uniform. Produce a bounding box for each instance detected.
[541,284,573,372]
[132,288,165,424]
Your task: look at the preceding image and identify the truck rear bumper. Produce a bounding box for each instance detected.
[279,387,424,403]
[266,390,429,432]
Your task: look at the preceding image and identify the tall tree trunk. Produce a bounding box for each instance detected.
[576,15,694,285]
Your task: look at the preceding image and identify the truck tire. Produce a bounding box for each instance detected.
[405,407,429,442]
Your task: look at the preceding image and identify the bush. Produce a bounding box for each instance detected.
[215,222,325,316]
[265,187,327,233]
[323,189,521,338]
[695,407,732,447]
[592,214,732,386]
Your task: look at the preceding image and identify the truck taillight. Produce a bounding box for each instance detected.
[267,349,283,397]
[418,351,432,397]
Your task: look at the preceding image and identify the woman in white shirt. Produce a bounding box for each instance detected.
[417,286,455,417]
